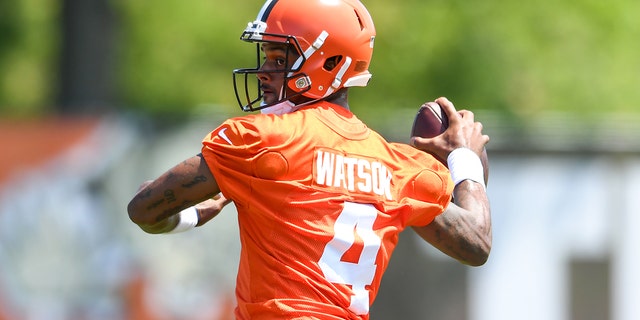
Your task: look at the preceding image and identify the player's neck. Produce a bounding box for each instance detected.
[324,88,350,110]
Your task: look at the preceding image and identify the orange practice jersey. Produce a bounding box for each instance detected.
[201,102,454,320]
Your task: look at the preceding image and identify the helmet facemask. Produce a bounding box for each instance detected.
[233,32,312,112]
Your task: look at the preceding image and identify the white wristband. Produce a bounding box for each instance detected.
[167,206,199,234]
[447,148,486,189]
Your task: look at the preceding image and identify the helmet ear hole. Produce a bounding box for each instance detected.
[323,55,343,71]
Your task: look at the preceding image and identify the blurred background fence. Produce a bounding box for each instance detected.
[1,0,639,319]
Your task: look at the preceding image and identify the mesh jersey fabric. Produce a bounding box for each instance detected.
[201,102,454,320]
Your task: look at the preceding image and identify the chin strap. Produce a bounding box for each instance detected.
[260,100,299,115]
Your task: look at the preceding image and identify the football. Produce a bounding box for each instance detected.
[411,102,448,138]
[411,101,489,185]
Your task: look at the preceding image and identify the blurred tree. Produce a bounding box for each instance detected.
[57,0,116,114]
[0,0,57,117]
[112,0,257,117]
[0,0,639,123]
[0,2,20,72]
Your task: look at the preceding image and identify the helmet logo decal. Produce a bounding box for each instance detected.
[295,76,311,89]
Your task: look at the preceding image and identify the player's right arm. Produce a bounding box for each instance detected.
[410,97,492,266]
[127,153,224,234]
[412,182,491,266]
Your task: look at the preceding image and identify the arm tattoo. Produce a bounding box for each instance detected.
[146,198,165,210]
[164,189,177,203]
[182,175,207,188]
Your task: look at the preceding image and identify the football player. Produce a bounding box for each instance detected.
[128,0,491,318]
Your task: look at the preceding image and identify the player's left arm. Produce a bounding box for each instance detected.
[127,153,224,234]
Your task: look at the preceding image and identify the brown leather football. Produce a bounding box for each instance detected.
[411,101,489,185]
[410,102,448,138]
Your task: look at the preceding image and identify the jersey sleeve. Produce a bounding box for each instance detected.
[401,169,453,226]
[391,143,454,226]
[200,117,264,205]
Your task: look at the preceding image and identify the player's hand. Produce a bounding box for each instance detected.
[411,97,489,160]
[195,193,231,226]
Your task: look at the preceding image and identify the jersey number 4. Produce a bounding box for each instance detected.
[318,202,382,315]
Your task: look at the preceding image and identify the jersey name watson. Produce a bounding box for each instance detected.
[313,149,393,200]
